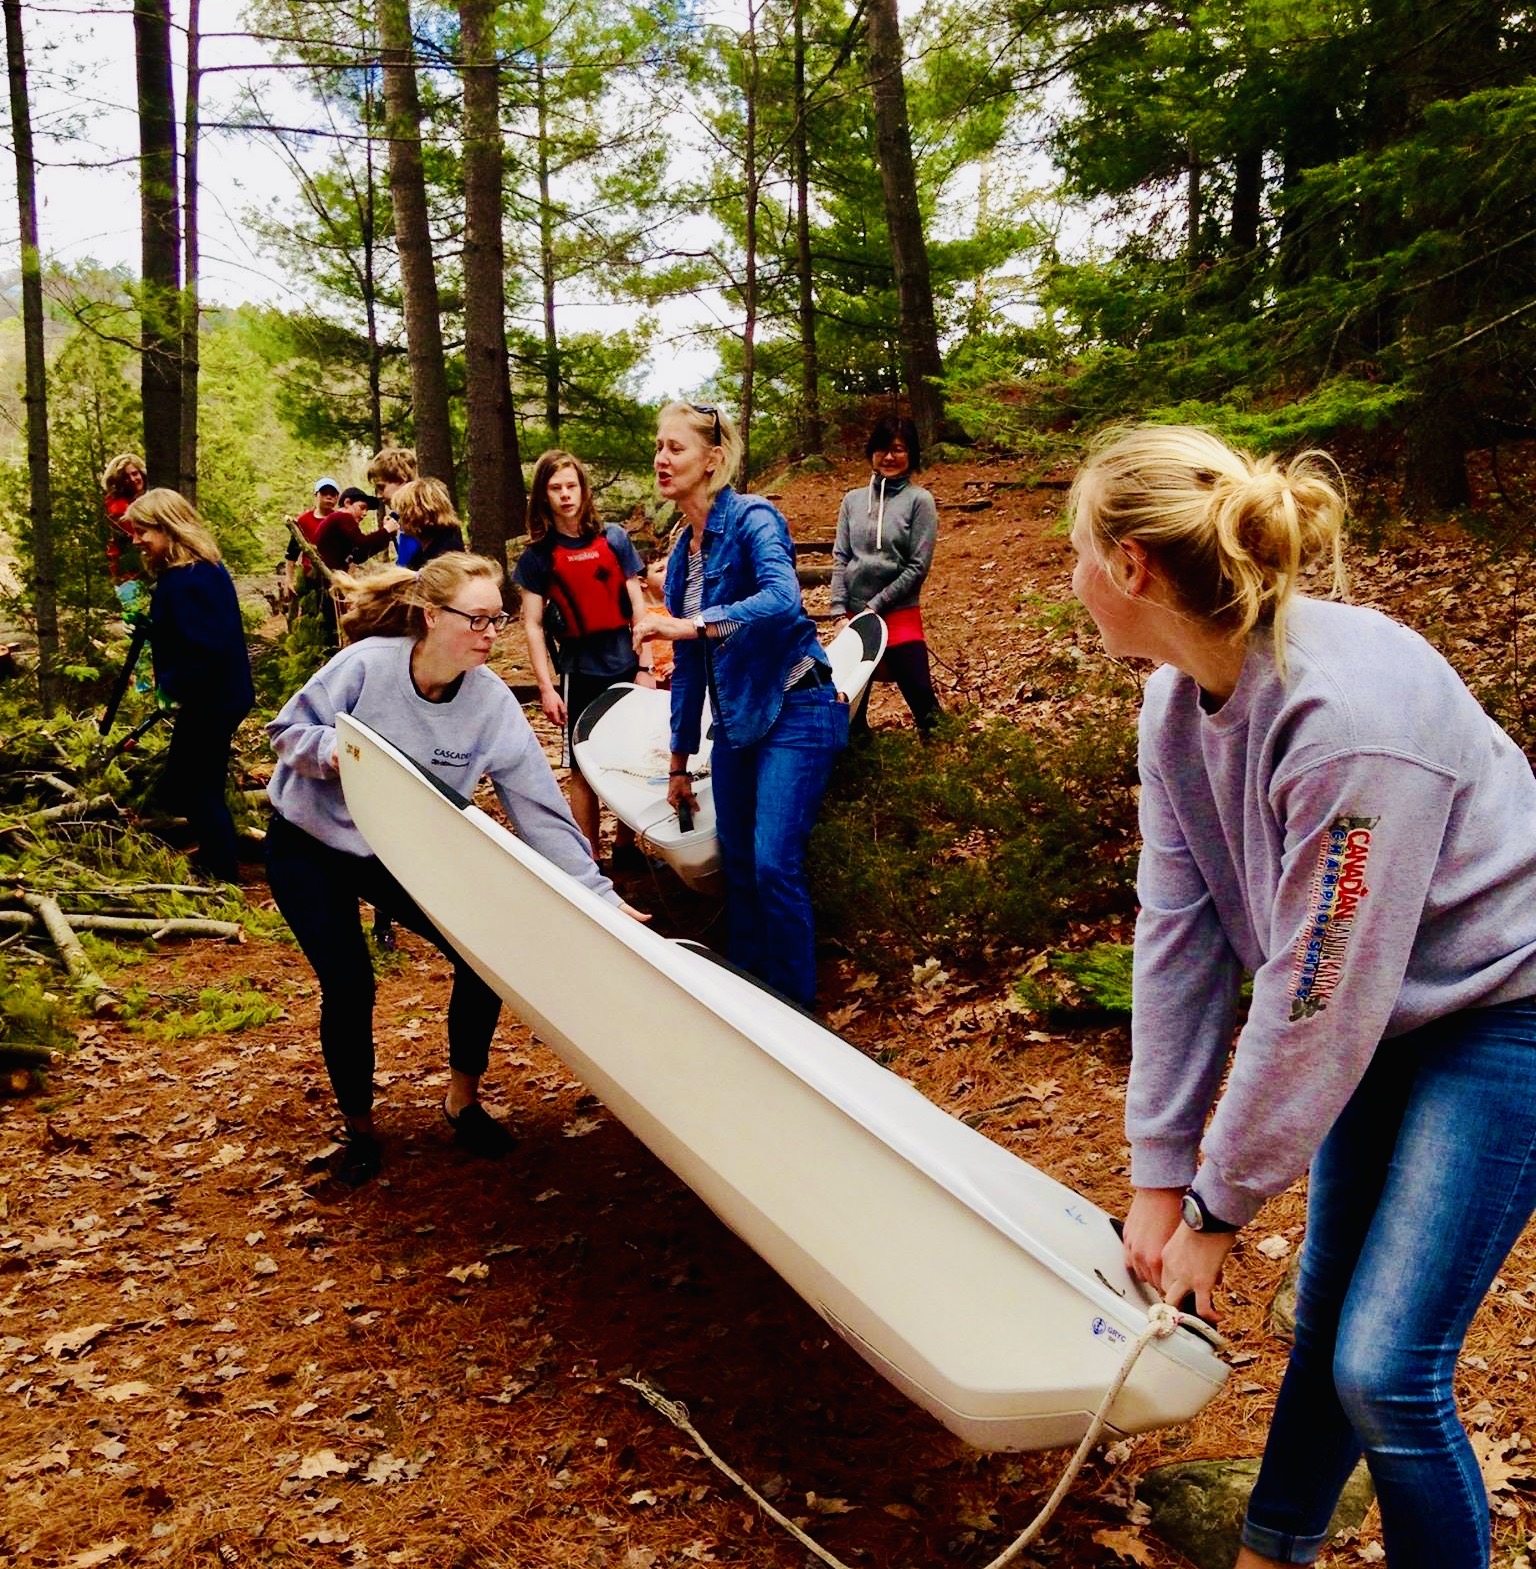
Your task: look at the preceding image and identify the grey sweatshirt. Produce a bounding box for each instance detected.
[830,474,938,617]
[1130,597,1536,1226]
[267,636,616,903]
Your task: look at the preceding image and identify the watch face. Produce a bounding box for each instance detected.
[1180,1192,1204,1231]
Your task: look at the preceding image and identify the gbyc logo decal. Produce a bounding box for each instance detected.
[1289,814,1378,1021]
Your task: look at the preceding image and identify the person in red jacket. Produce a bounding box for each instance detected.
[101,452,147,590]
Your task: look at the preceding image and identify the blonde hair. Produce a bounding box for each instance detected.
[392,476,461,541]
[101,453,146,499]
[124,488,222,572]
[367,446,417,488]
[1070,425,1348,660]
[335,553,502,642]
[658,401,742,498]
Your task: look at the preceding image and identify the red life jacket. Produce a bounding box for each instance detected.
[539,531,630,639]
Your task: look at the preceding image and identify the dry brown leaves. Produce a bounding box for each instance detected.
[4,447,1536,1568]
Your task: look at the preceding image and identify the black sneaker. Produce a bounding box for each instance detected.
[333,1131,383,1188]
[443,1100,517,1158]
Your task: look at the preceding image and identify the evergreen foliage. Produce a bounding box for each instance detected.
[808,710,1138,968]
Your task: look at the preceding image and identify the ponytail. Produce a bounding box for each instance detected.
[1069,425,1348,668]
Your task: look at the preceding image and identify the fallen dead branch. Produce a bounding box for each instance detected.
[0,911,242,940]
[18,893,116,1015]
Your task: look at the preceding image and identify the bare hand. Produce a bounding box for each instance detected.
[618,899,652,924]
[539,687,567,728]
[634,611,692,652]
[667,772,697,815]
[1159,1225,1238,1323]
[634,669,658,690]
[831,616,851,636]
[1122,1187,1184,1291]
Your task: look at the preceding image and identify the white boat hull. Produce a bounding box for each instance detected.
[572,612,889,892]
[338,715,1227,1451]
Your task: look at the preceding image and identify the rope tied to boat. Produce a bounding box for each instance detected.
[622,1300,1224,1569]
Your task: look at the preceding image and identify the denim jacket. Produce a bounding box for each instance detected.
[666,486,828,753]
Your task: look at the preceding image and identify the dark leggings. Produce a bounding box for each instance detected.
[264,812,501,1120]
[852,640,941,736]
[161,709,244,880]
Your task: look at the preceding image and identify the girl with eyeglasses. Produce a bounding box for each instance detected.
[515,449,648,866]
[266,553,644,1188]
[634,402,848,1007]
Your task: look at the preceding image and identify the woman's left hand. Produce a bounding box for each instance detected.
[1157,1225,1239,1323]
[617,900,652,924]
[633,611,695,653]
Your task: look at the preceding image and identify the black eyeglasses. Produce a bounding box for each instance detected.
[691,404,723,446]
[440,606,513,634]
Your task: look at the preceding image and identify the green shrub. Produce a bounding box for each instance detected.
[120,984,285,1041]
[1047,942,1134,1016]
[808,709,1138,969]
[0,960,77,1058]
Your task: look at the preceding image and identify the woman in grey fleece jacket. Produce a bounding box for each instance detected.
[267,554,639,1187]
[831,414,941,734]
[1071,425,1536,1569]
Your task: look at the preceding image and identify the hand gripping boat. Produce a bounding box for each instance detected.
[570,612,889,892]
[337,714,1227,1451]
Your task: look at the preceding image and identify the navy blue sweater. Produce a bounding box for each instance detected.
[148,560,255,721]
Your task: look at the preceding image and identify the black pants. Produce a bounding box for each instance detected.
[853,641,941,737]
[264,812,502,1120]
[161,709,245,880]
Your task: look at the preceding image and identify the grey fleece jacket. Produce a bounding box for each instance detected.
[830,473,938,617]
[267,636,616,903]
[1130,596,1536,1226]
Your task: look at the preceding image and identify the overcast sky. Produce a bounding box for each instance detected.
[0,0,723,395]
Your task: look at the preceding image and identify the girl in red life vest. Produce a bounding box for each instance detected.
[514,450,647,867]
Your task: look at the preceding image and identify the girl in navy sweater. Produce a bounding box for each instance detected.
[126,489,254,881]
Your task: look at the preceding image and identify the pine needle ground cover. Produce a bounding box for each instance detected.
[2,450,1533,1568]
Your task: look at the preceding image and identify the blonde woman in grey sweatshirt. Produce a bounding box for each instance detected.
[1073,424,1536,1569]
[831,414,941,734]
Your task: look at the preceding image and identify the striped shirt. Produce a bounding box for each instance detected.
[685,542,812,692]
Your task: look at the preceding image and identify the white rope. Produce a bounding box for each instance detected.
[622,1300,1224,1569]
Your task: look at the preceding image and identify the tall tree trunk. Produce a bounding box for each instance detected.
[362,76,384,452]
[535,54,560,439]
[792,0,820,457]
[3,0,58,712]
[1185,146,1202,270]
[739,2,760,477]
[134,0,182,487]
[1228,146,1261,259]
[179,0,199,501]
[865,0,945,451]
[378,0,455,494]
[499,319,526,542]
[460,0,508,561]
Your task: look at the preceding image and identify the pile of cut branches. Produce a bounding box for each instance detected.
[0,680,265,1059]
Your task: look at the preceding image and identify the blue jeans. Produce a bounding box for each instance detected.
[1242,997,1536,1567]
[710,686,848,1006]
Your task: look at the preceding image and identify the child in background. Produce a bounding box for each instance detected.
[102,452,148,592]
[392,478,465,566]
[634,551,674,690]
[367,447,419,565]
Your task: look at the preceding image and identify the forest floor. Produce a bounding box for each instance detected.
[3,444,1535,1569]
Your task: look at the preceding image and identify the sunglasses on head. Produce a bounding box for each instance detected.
[691,404,723,446]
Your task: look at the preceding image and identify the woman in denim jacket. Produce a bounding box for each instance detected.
[634,402,848,1005]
